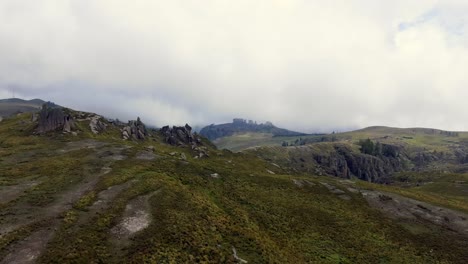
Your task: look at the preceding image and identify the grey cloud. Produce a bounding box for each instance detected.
[1,0,468,132]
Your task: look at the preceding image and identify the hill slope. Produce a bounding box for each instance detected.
[247,126,468,184]
[200,118,318,151]
[0,98,48,118]
[200,118,308,140]
[1,112,468,263]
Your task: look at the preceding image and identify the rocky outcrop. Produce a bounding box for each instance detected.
[160,124,209,158]
[160,124,201,146]
[309,145,407,182]
[36,104,75,133]
[253,143,408,183]
[122,117,147,140]
[89,115,107,134]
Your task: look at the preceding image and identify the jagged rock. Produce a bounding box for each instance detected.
[63,116,73,133]
[161,124,195,146]
[122,130,129,140]
[89,115,107,134]
[257,143,407,183]
[303,144,407,182]
[161,124,208,158]
[31,113,38,122]
[0,116,3,122]
[122,117,147,140]
[36,104,75,133]
[160,123,203,149]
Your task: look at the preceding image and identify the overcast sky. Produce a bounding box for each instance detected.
[1,1,467,132]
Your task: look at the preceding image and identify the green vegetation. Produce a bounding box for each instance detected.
[213,132,324,152]
[199,118,308,141]
[1,114,468,263]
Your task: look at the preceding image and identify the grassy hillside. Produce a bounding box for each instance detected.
[213,133,324,152]
[0,98,45,117]
[200,119,311,142]
[212,125,468,153]
[1,114,468,263]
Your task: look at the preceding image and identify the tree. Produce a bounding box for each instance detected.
[374,142,382,156]
[359,138,375,155]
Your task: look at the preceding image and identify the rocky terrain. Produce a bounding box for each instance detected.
[237,126,468,185]
[1,103,468,263]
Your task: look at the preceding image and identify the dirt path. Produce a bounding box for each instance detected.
[75,180,136,226]
[0,166,114,263]
[0,224,57,264]
[0,140,133,263]
[0,180,40,205]
[0,141,130,236]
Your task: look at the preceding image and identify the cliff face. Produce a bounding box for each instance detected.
[36,104,75,133]
[310,144,406,182]
[251,143,408,183]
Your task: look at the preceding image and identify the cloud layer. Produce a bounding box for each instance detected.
[1,0,467,132]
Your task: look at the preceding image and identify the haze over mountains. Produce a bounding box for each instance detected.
[1,1,468,262]
[1,1,468,132]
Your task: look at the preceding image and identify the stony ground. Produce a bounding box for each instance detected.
[1,114,468,263]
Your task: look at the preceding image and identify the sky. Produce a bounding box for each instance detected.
[0,0,467,132]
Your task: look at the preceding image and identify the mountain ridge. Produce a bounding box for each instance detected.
[1,101,468,262]
[199,118,309,141]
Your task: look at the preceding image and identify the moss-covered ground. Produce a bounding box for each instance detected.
[1,114,468,263]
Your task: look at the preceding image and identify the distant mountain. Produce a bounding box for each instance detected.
[0,98,46,117]
[1,104,468,262]
[200,118,308,141]
[247,125,468,183]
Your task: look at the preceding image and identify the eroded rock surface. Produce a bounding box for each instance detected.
[0,180,40,205]
[320,182,351,200]
[111,191,160,245]
[36,104,75,133]
[0,228,56,264]
[122,117,147,140]
[160,124,201,146]
[89,115,107,134]
[362,190,468,236]
[292,179,316,188]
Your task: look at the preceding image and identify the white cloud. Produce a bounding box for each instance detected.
[0,0,467,132]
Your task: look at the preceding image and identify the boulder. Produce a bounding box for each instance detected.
[160,124,201,146]
[36,104,75,133]
[89,115,107,134]
[63,115,73,133]
[122,117,147,140]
